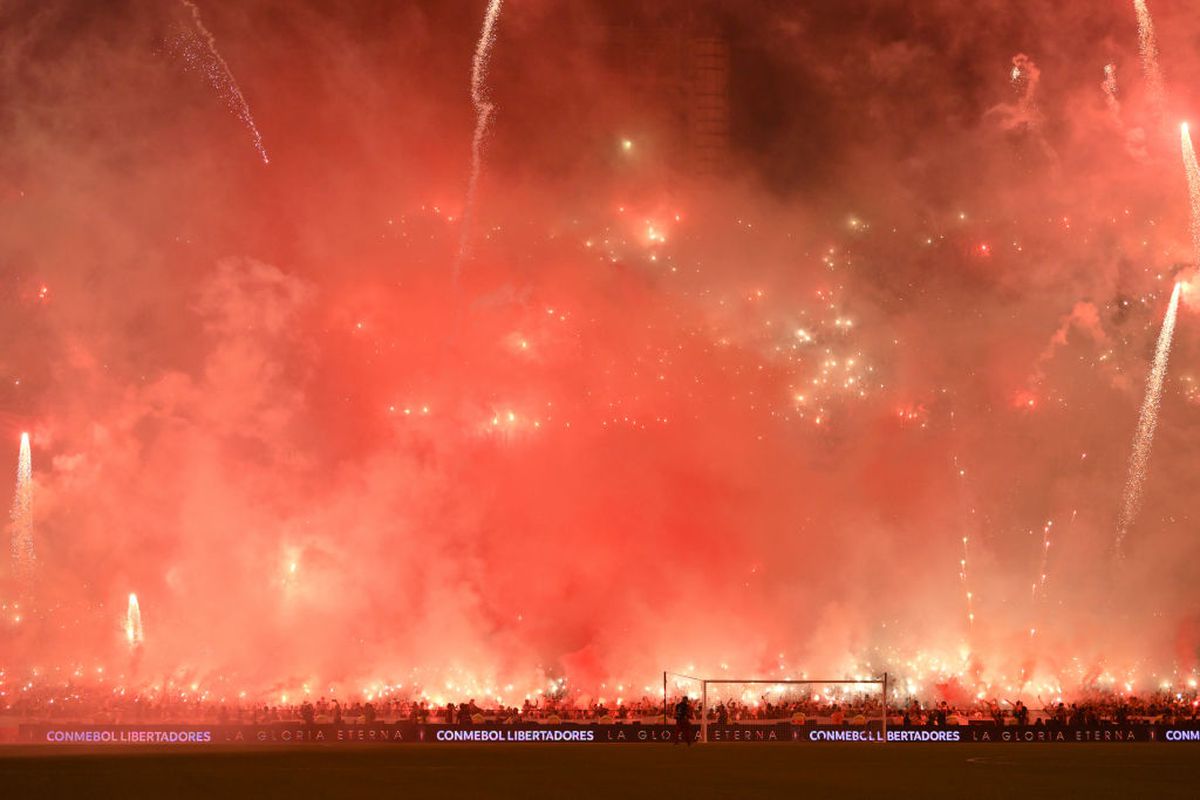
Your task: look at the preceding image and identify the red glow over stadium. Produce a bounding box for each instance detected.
[3,0,1200,739]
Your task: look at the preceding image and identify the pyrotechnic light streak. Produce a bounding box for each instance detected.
[177,0,270,164]
[9,432,34,591]
[1033,511,1070,603]
[1133,0,1166,121]
[1181,123,1200,257]
[1110,125,1200,556]
[1032,519,1054,602]
[125,593,144,647]
[1030,509,1076,640]
[452,0,503,278]
[1114,281,1181,555]
[952,452,975,630]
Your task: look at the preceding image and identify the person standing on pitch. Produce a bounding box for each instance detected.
[673,695,694,745]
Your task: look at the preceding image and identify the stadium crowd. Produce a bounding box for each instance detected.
[4,687,1199,727]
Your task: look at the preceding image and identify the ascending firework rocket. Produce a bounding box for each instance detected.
[453,0,504,279]
[1114,281,1181,556]
[9,433,34,590]
[125,593,144,648]
[175,0,271,164]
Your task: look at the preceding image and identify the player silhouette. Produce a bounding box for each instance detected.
[673,695,694,746]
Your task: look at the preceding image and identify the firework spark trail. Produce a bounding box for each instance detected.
[1133,0,1167,121]
[452,0,503,279]
[1010,54,1040,113]
[177,0,270,164]
[1032,519,1054,602]
[994,54,1058,164]
[951,447,976,631]
[1182,124,1200,257]
[1000,53,1044,133]
[125,593,144,647]
[9,432,33,590]
[1114,282,1181,555]
[1029,508,1075,643]
[960,532,974,628]
[1110,122,1195,557]
[1102,63,1121,119]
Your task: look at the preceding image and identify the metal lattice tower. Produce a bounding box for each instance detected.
[686,36,730,177]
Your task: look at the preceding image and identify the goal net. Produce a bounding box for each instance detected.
[663,673,890,742]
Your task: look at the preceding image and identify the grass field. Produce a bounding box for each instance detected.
[2,743,1197,799]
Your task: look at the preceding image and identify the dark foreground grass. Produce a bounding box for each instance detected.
[2,743,1197,799]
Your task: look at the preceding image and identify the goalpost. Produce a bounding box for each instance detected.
[663,671,889,743]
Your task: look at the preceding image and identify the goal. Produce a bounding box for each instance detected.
[663,671,890,743]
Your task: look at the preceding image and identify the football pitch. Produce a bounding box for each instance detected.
[2,743,1197,799]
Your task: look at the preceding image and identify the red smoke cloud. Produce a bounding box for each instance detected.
[3,0,1200,701]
